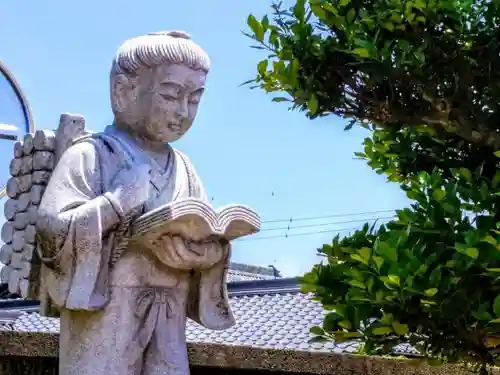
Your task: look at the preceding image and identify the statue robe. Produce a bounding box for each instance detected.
[36,125,234,375]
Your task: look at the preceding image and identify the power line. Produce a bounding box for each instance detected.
[261,209,397,224]
[236,226,363,241]
[260,215,394,232]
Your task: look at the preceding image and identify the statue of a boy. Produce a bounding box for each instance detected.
[35,31,235,375]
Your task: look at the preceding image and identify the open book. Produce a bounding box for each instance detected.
[130,198,260,243]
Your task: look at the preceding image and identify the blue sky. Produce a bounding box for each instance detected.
[0,0,409,276]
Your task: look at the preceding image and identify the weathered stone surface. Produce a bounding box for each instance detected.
[4,199,17,221]
[8,269,20,294]
[1,338,498,375]
[32,171,51,185]
[1,221,14,244]
[25,225,36,244]
[17,259,31,278]
[0,244,13,265]
[27,204,38,224]
[22,243,35,261]
[17,193,30,212]
[9,157,22,177]
[21,155,33,175]
[18,277,29,296]
[34,129,56,151]
[18,174,32,193]
[30,185,45,205]
[13,212,29,230]
[0,265,11,284]
[23,133,34,155]
[13,141,23,158]
[10,252,23,269]
[6,177,20,199]
[33,151,55,171]
[12,230,26,252]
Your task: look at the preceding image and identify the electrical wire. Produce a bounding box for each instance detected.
[260,209,397,224]
[260,215,395,232]
[235,226,363,241]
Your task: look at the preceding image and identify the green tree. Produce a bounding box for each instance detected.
[245,1,500,373]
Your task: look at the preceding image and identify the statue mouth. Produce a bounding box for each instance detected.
[167,123,183,133]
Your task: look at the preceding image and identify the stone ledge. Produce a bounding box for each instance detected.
[0,330,498,374]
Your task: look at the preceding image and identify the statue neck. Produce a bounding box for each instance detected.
[113,121,168,154]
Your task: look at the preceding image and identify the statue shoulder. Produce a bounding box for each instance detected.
[172,148,207,200]
[173,148,195,168]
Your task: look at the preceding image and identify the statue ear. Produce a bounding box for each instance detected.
[111,73,137,115]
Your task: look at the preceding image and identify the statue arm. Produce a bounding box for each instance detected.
[36,141,120,270]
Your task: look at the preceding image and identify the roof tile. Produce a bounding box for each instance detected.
[1,289,418,356]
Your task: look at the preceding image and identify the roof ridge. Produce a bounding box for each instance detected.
[229,262,276,276]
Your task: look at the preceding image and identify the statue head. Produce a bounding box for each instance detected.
[110,31,210,144]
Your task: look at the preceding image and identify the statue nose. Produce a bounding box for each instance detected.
[176,100,189,119]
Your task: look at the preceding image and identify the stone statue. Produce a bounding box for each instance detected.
[0,31,260,375]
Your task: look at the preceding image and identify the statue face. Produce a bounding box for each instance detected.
[113,63,207,143]
[144,64,206,142]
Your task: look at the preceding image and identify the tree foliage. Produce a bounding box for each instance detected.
[246,0,500,373]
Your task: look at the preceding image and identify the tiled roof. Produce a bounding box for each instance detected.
[228,262,276,277]
[226,269,275,282]
[0,278,418,356]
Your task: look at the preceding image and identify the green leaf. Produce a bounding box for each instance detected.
[459,167,472,182]
[494,151,500,158]
[442,203,456,214]
[293,0,306,21]
[357,247,371,263]
[347,279,366,289]
[261,15,269,30]
[352,48,371,58]
[343,331,363,338]
[392,321,409,335]
[381,274,400,286]
[483,235,497,246]
[465,247,479,259]
[414,50,425,64]
[257,59,268,76]
[309,335,328,343]
[377,241,398,263]
[310,4,326,20]
[372,326,393,335]
[424,288,438,297]
[372,256,384,271]
[493,172,500,189]
[432,189,446,201]
[308,94,319,113]
[380,313,393,325]
[247,14,264,41]
[339,320,352,329]
[366,276,374,291]
[494,295,500,317]
[272,97,289,103]
[310,326,325,335]
[384,22,395,31]
[346,8,356,23]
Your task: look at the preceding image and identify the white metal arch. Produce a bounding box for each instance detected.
[0,60,35,199]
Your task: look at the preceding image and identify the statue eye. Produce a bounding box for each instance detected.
[188,94,201,104]
[160,93,178,100]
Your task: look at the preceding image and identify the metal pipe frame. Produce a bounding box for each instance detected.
[0,60,35,199]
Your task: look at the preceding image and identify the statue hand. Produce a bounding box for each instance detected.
[145,235,226,270]
[105,163,151,217]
